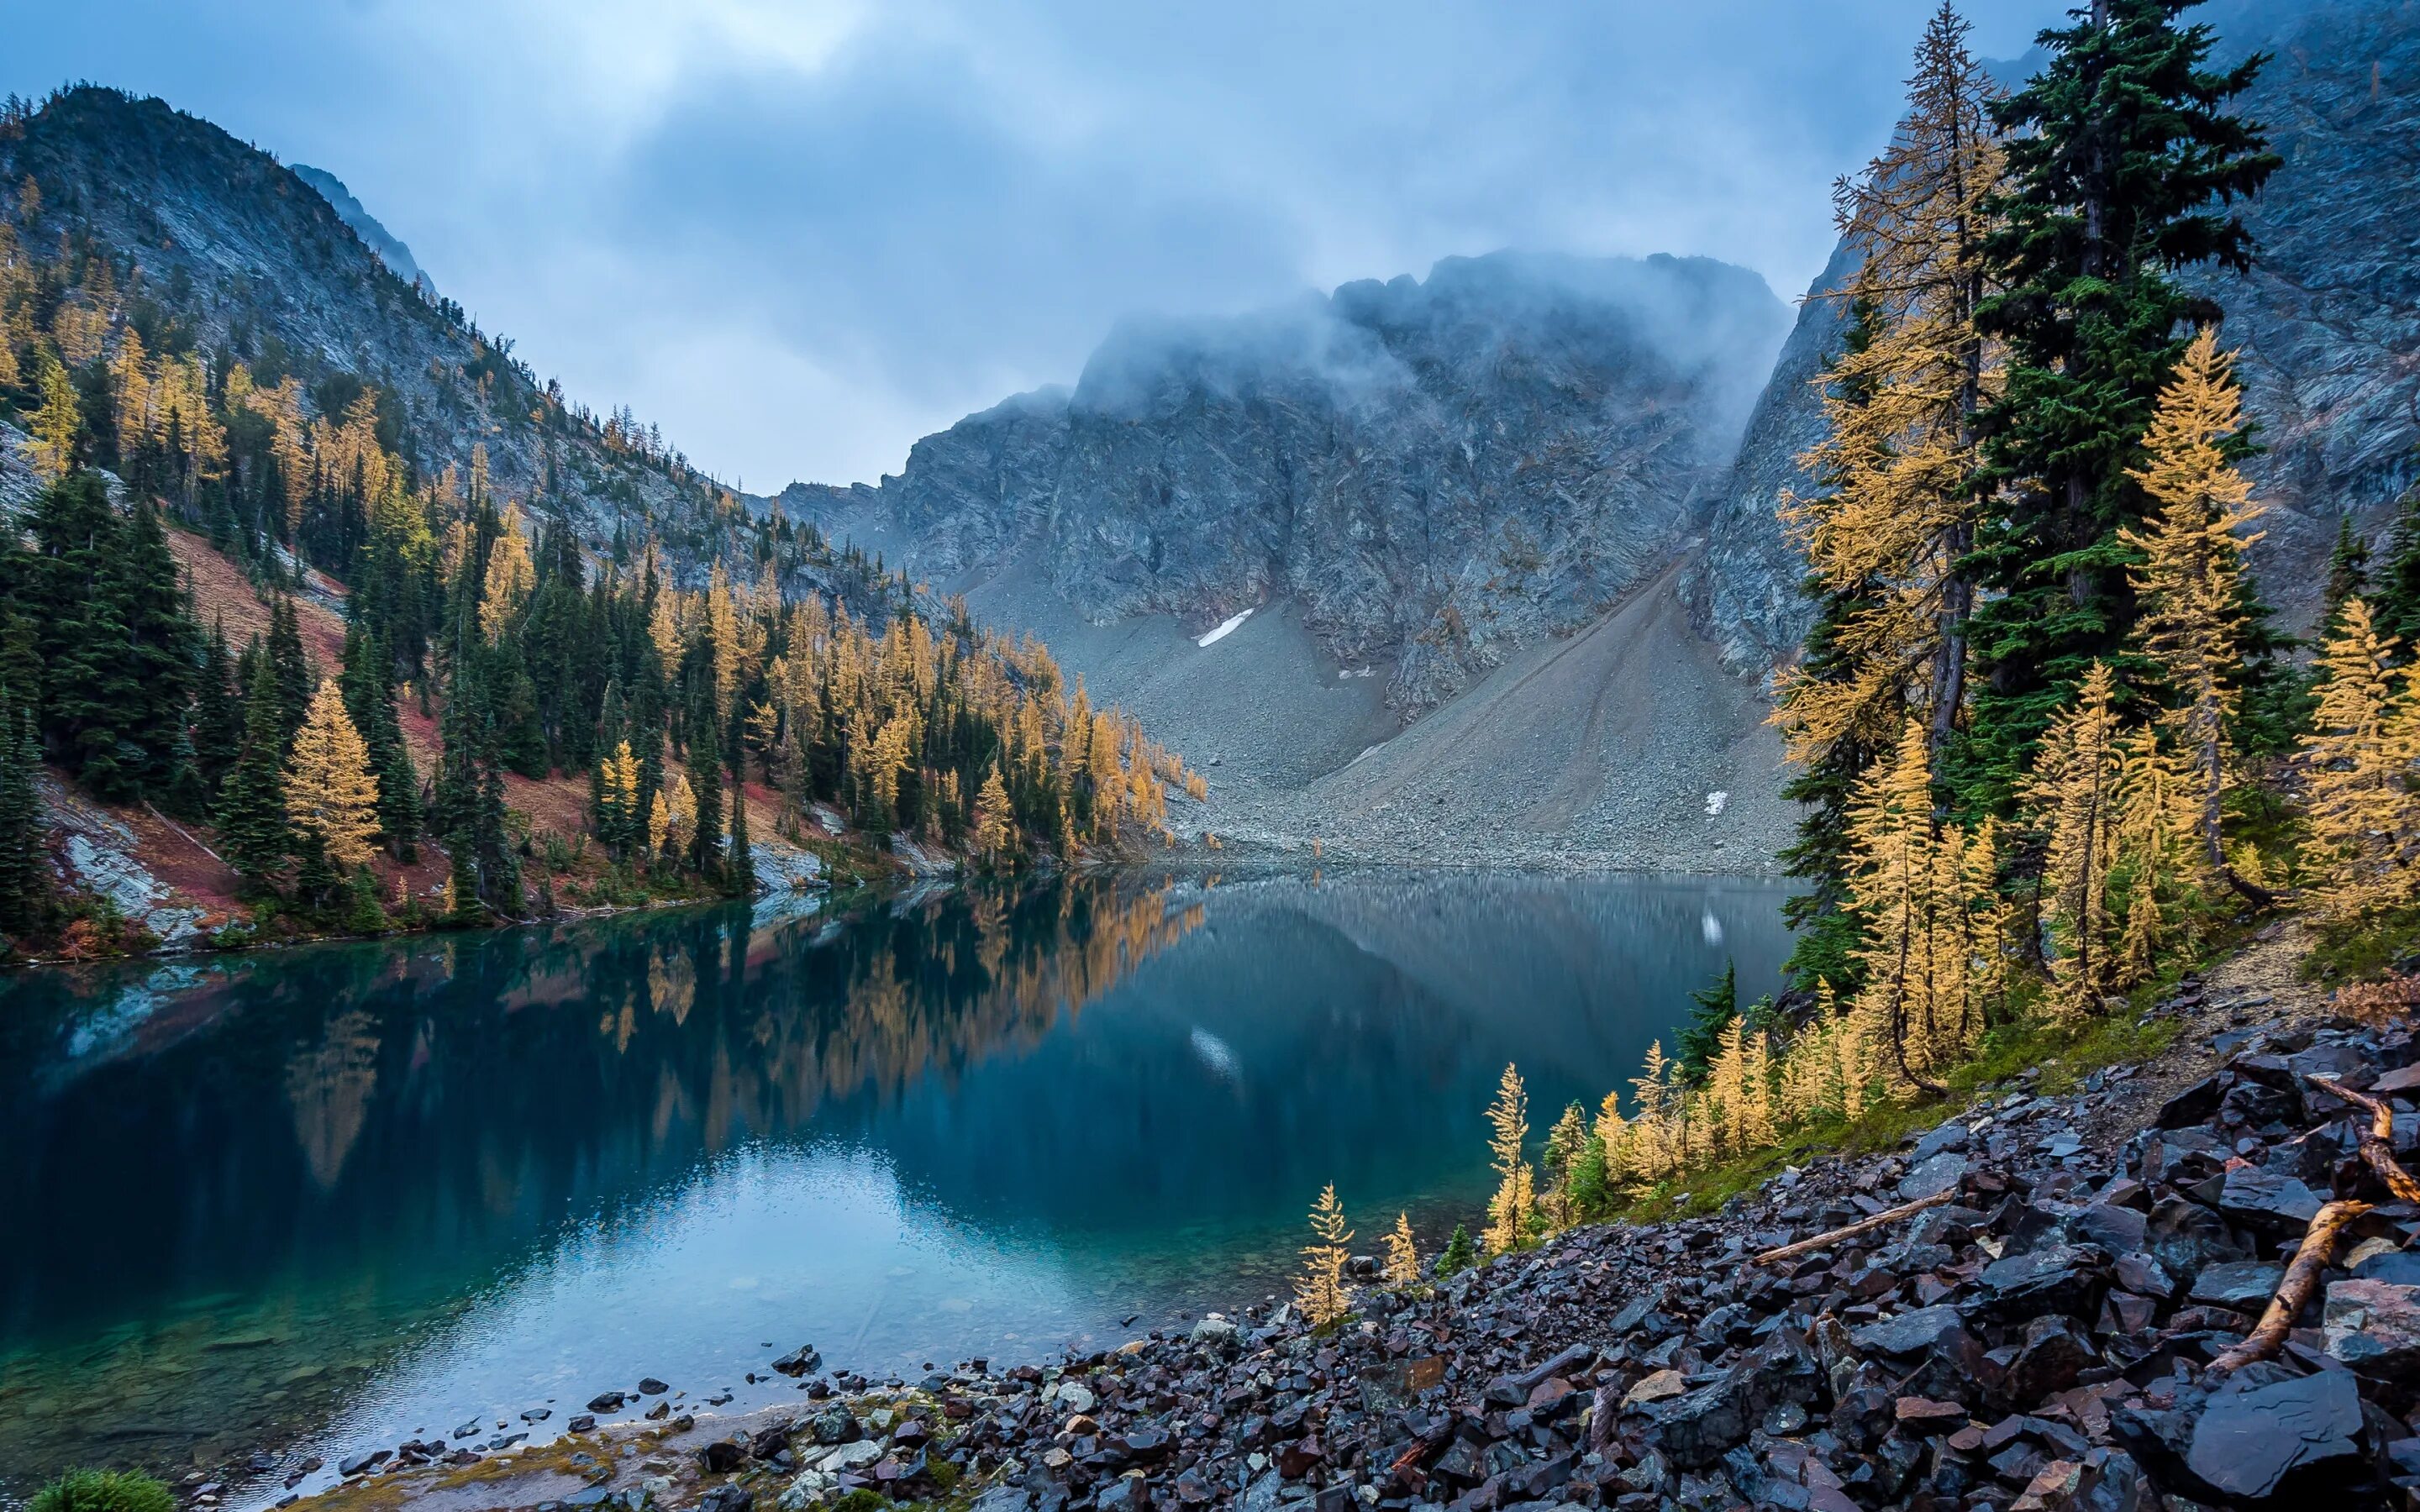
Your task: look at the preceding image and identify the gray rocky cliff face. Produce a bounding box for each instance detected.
[3,88,743,582]
[1692,0,2420,673]
[781,251,1791,715]
[291,164,432,294]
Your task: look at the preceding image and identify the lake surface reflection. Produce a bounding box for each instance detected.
[0,871,1787,1502]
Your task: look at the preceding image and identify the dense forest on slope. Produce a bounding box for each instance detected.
[0,86,1197,956]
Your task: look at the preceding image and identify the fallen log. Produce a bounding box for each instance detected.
[2207,1198,2372,1374]
[2304,1073,2420,1203]
[1751,1189,1955,1266]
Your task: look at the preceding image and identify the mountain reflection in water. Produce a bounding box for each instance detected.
[0,871,1786,1501]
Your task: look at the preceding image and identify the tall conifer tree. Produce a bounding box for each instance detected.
[1965,0,2279,807]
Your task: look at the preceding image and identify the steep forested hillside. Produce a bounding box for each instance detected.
[0,86,1197,956]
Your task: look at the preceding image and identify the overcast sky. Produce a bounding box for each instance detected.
[6,0,2066,490]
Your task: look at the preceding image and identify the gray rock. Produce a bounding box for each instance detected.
[1639,1332,1822,1468]
[1897,1152,1968,1202]
[1846,1306,1969,1359]
[1965,1245,2109,1326]
[2323,1278,2420,1378]
[1911,1122,1971,1163]
[2188,1260,2286,1311]
[771,1345,823,1377]
[2185,1371,2370,1504]
[2216,1169,2324,1234]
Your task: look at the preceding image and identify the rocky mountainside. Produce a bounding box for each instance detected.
[781,253,1795,867]
[1693,0,2420,672]
[290,164,431,294]
[2,87,749,577]
[783,251,1787,717]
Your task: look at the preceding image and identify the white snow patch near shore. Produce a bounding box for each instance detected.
[1197,609,1253,647]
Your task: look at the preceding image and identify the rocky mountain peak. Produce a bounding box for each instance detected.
[784,248,1791,716]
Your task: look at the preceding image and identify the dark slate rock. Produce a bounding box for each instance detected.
[587,1391,627,1414]
[1911,1123,1970,1163]
[2223,1079,2300,1128]
[2113,1252,2180,1301]
[2155,1074,2231,1130]
[2006,1316,2097,1402]
[1639,1334,1822,1468]
[2069,1204,2148,1255]
[2185,1372,2370,1504]
[2354,1251,2420,1286]
[2144,1198,2245,1278]
[1847,1305,1968,1359]
[1965,1245,2108,1326]
[2322,1278,2420,1379]
[1897,1152,1968,1201]
[2188,1260,2286,1311]
[772,1344,823,1376]
[2217,1169,2324,1234]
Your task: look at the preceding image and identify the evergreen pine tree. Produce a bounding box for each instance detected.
[1965,0,2279,810]
[218,648,292,893]
[1434,1223,1477,1279]
[113,498,198,790]
[1676,960,1738,1081]
[723,706,752,897]
[0,685,44,936]
[27,471,139,796]
[267,596,312,746]
[2376,485,2420,657]
[192,619,240,790]
[2323,514,2374,638]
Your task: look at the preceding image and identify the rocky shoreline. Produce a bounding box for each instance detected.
[239,925,2420,1512]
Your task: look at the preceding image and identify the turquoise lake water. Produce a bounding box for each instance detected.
[0,870,1787,1504]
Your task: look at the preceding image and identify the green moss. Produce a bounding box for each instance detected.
[2302,904,2420,985]
[30,1471,177,1512]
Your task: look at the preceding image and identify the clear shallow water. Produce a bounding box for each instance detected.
[0,871,1787,1502]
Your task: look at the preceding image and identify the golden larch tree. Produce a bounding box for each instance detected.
[285,680,383,866]
[1774,3,2006,764]
[2022,662,2126,1016]
[25,345,78,480]
[1384,1213,1421,1289]
[1294,1184,1354,1326]
[2301,600,2420,919]
[1484,1063,1534,1253]
[2123,327,2265,882]
[481,503,536,640]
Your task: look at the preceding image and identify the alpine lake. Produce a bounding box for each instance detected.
[0,870,1788,1506]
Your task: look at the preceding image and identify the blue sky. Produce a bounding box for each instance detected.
[4,1,2065,490]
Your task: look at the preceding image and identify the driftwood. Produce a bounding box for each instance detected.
[2211,1074,2420,1373]
[2305,1074,2420,1203]
[1751,1189,1955,1266]
[2207,1198,2372,1373]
